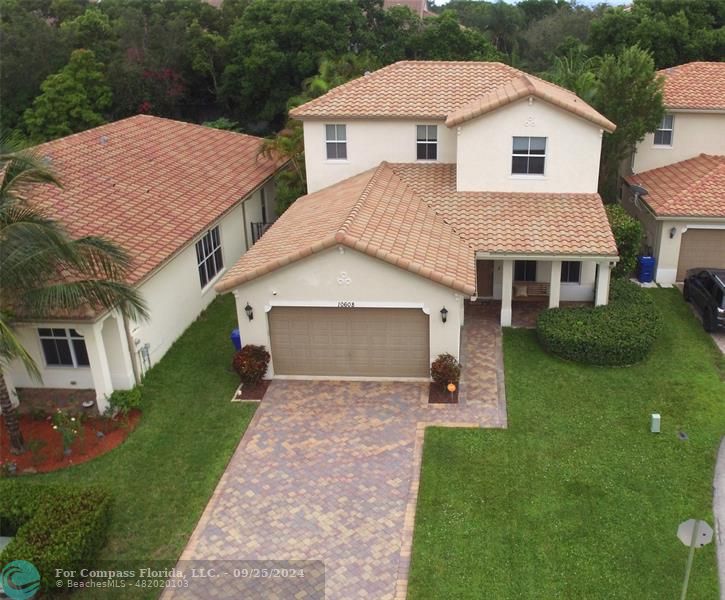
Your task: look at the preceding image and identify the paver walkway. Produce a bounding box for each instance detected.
[166,312,505,600]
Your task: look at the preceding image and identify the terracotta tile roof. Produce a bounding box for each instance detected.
[658,62,725,111]
[625,154,725,218]
[216,163,477,295]
[218,162,617,294]
[29,115,286,288]
[289,61,614,132]
[383,0,436,18]
[391,164,618,256]
[445,74,616,132]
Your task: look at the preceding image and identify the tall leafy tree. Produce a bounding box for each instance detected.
[23,49,112,142]
[0,143,148,454]
[412,10,502,60]
[593,46,664,201]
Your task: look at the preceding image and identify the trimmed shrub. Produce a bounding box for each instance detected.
[0,481,111,591]
[606,204,644,279]
[430,353,462,388]
[107,387,142,416]
[232,344,271,385]
[536,279,661,366]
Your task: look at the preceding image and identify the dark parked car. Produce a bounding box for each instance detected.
[683,269,725,332]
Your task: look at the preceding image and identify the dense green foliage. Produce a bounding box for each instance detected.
[606,204,645,278]
[409,289,723,599]
[536,279,662,366]
[0,481,112,590]
[19,296,256,599]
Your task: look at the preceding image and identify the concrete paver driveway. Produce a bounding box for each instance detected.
[170,373,503,600]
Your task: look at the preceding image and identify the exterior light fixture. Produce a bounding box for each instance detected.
[670,227,677,239]
[440,307,448,323]
[244,303,254,321]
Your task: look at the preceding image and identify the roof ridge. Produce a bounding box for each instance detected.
[335,162,390,242]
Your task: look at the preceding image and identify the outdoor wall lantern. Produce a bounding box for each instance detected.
[669,227,677,239]
[245,303,254,321]
[440,307,448,323]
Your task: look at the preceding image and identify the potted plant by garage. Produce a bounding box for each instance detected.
[232,344,271,400]
[429,353,461,404]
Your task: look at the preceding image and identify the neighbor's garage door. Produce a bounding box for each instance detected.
[268,307,429,377]
[676,229,725,281]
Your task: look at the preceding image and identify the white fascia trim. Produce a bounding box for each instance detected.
[475,252,619,262]
[668,108,725,114]
[264,300,431,314]
[655,217,725,225]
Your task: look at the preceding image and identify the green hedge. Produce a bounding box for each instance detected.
[606,204,644,279]
[536,279,661,366]
[0,481,111,591]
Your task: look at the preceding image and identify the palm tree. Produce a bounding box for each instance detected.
[0,142,148,454]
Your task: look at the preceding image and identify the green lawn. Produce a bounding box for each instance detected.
[25,295,255,598]
[408,289,724,599]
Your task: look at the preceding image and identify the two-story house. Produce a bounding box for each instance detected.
[4,116,285,413]
[623,61,725,284]
[216,61,618,380]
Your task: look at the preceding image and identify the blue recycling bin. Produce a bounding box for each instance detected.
[638,256,655,283]
[230,328,242,351]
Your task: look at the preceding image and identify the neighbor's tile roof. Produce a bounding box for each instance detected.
[658,62,725,111]
[217,163,617,294]
[216,163,477,295]
[29,115,285,288]
[383,0,436,17]
[625,154,725,218]
[289,61,615,131]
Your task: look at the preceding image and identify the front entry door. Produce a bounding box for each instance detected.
[476,260,494,297]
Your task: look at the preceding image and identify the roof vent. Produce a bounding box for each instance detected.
[99,135,109,146]
[42,154,52,166]
[364,71,371,76]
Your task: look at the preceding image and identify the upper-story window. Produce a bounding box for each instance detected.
[416,125,437,160]
[561,261,581,283]
[196,225,223,288]
[653,115,674,146]
[512,136,546,175]
[38,328,89,368]
[325,124,347,160]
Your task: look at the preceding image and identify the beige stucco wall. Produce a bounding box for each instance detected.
[6,184,275,403]
[632,112,725,173]
[303,120,457,193]
[456,97,604,193]
[230,246,465,379]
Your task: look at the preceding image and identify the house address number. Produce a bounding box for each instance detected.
[337,301,355,308]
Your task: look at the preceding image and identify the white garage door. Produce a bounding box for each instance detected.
[268,307,430,377]
[676,229,725,281]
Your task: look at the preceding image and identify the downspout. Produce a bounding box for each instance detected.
[123,312,141,385]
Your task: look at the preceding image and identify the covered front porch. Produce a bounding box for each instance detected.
[474,256,614,326]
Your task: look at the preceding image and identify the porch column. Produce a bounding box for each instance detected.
[501,259,513,326]
[549,261,562,308]
[83,322,114,414]
[595,261,612,306]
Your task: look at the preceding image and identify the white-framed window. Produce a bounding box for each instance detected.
[416,125,437,160]
[653,115,674,146]
[196,225,223,288]
[512,136,546,175]
[38,328,89,368]
[561,261,581,283]
[515,260,537,282]
[325,124,347,160]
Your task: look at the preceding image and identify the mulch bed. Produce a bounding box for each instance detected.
[0,410,141,474]
[428,383,459,404]
[236,379,270,401]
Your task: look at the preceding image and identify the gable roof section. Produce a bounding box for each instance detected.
[658,62,725,111]
[445,74,616,132]
[391,164,618,256]
[625,154,725,218]
[289,61,614,132]
[216,163,477,294]
[28,115,286,286]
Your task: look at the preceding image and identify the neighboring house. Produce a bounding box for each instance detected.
[5,115,285,413]
[215,61,619,380]
[383,0,436,18]
[622,61,725,284]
